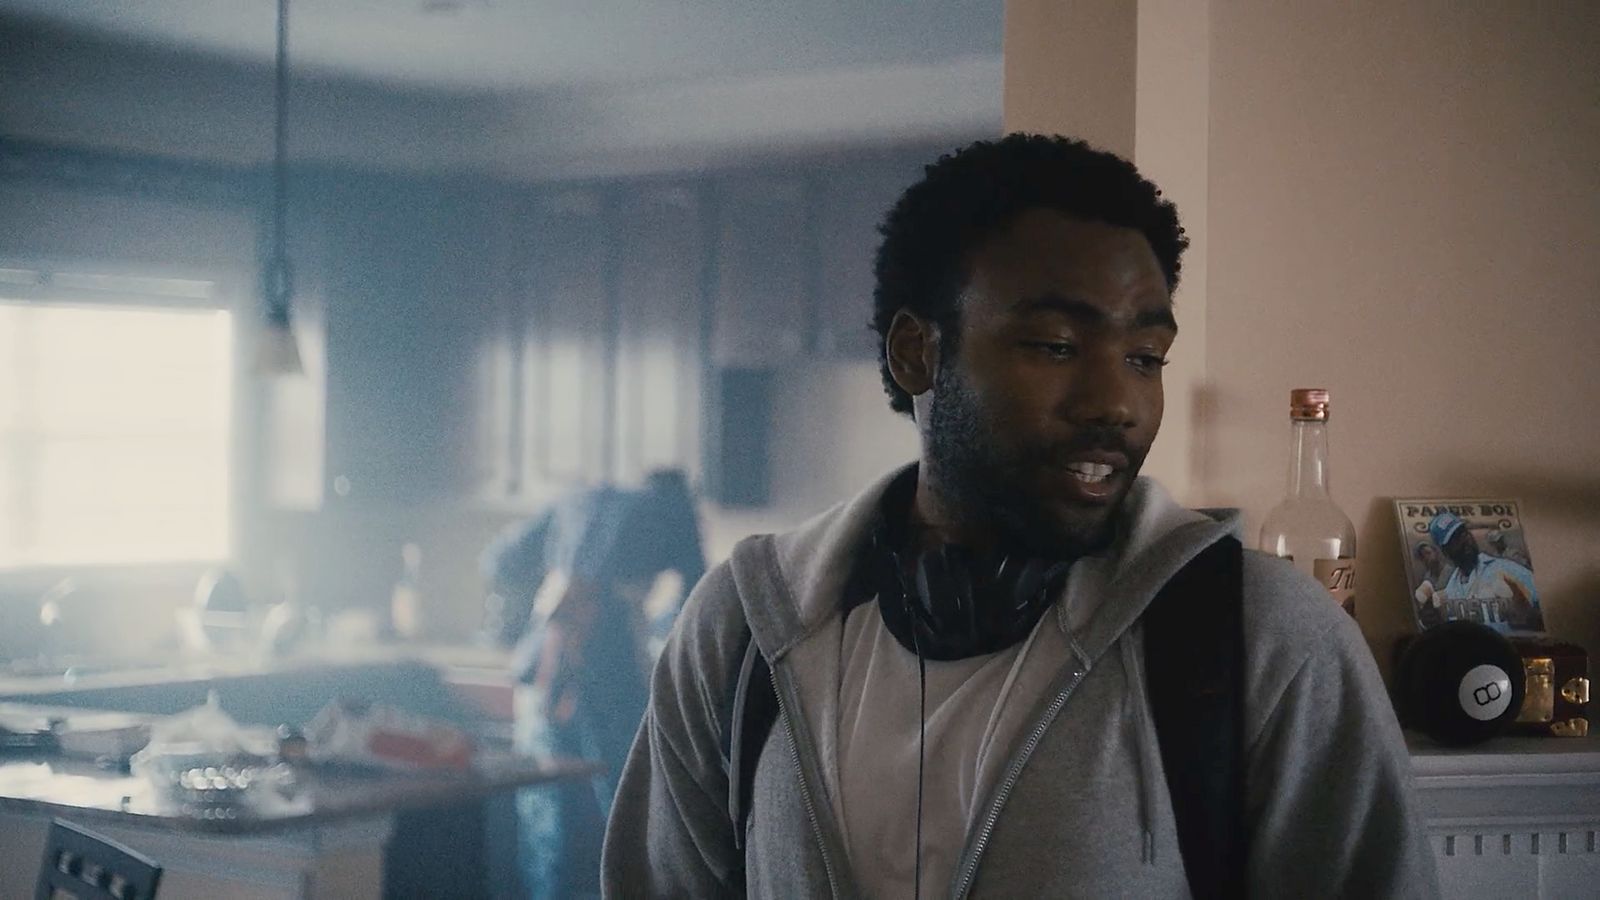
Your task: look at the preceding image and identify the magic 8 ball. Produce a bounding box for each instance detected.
[1395,621,1526,746]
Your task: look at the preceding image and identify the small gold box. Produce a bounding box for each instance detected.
[1509,637,1589,737]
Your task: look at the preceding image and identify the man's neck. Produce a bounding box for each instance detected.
[909,469,996,556]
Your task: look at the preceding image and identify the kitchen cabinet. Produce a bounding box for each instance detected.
[812,153,927,359]
[467,144,949,502]
[610,185,706,485]
[473,183,708,498]
[316,176,492,504]
[521,188,611,486]
[710,174,810,366]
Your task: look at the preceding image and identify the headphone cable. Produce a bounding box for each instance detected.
[893,543,928,900]
[914,630,927,900]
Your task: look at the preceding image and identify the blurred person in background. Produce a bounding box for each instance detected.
[482,468,705,899]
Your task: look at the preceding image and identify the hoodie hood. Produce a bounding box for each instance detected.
[607,464,1441,899]
[747,462,1241,664]
[727,462,1243,887]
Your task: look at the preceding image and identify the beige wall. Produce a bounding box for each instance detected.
[1132,0,1211,508]
[1007,0,1600,672]
[1003,0,1138,157]
[1207,1,1600,673]
[1005,0,1211,506]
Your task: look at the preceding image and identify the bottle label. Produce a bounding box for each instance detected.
[1314,557,1357,618]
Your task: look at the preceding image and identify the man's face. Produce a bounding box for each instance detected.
[1417,543,1442,573]
[1444,528,1481,572]
[917,209,1175,558]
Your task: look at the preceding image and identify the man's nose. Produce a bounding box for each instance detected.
[1061,352,1137,429]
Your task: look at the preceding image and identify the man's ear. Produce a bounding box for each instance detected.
[885,309,939,397]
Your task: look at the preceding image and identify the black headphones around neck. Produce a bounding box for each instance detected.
[852,471,1075,661]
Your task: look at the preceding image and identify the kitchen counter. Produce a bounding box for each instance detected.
[0,697,594,899]
[0,743,594,899]
[0,733,596,837]
[0,648,571,900]
[0,646,517,749]
[0,641,511,700]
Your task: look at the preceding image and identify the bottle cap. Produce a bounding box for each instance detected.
[1290,388,1330,421]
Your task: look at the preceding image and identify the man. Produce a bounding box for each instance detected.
[1415,541,1454,592]
[602,135,1438,897]
[1430,511,1541,634]
[1411,541,1456,627]
[1485,529,1533,570]
[482,469,704,899]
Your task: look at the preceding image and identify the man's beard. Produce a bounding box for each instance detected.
[924,363,1142,560]
[1446,543,1479,574]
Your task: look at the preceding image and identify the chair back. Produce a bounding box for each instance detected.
[34,818,162,900]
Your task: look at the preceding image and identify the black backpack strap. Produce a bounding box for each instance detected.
[720,625,779,852]
[1143,535,1248,899]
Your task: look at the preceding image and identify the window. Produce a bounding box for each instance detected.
[0,268,233,569]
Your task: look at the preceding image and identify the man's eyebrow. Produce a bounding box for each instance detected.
[1014,294,1179,334]
[1134,306,1179,333]
[1014,295,1104,323]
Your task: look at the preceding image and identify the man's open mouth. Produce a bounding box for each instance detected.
[1063,461,1115,485]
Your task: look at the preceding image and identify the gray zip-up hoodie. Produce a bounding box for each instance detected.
[602,466,1440,898]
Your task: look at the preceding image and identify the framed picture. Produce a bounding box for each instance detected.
[1393,498,1544,635]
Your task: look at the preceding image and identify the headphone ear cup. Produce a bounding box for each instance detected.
[885,542,1072,661]
[944,545,978,629]
[913,548,944,624]
[963,548,992,636]
[911,545,991,654]
[1007,559,1046,615]
[918,547,975,621]
[1396,621,1525,746]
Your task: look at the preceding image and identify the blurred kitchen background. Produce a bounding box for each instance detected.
[2,1,1599,895]
[1,0,1598,756]
[0,1,1003,668]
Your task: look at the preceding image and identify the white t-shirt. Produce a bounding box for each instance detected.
[834,597,1072,896]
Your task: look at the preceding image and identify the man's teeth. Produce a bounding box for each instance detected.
[1065,462,1114,483]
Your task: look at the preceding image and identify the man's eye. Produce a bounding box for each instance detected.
[1026,342,1076,359]
[1129,354,1170,372]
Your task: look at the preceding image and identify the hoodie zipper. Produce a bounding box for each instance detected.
[951,663,1087,899]
[771,668,843,898]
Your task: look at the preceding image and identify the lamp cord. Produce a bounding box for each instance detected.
[268,0,294,312]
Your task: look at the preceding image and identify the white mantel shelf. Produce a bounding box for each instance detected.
[1409,733,1600,898]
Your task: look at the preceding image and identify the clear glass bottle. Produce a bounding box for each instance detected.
[390,542,424,640]
[1259,388,1359,617]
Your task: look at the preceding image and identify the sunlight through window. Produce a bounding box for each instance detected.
[0,299,232,568]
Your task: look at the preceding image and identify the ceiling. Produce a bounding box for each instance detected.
[0,0,1004,94]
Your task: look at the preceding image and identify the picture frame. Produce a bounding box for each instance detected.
[1393,498,1545,635]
